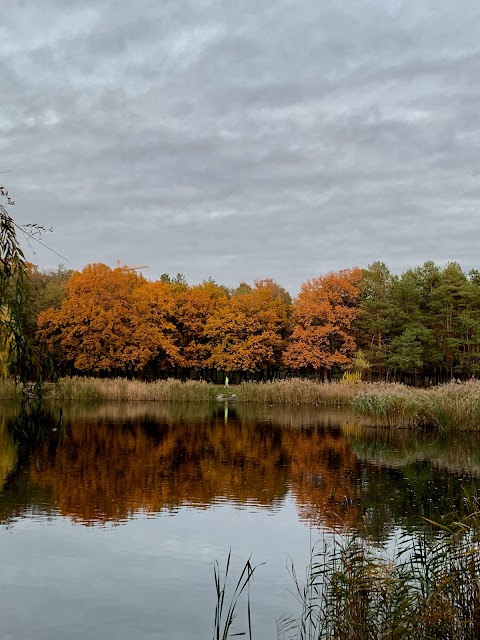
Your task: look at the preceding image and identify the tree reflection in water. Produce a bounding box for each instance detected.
[0,401,479,539]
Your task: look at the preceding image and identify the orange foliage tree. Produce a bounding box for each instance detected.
[37,264,182,375]
[129,279,182,372]
[283,268,362,375]
[174,280,229,371]
[205,280,291,376]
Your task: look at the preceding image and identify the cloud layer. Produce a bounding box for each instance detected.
[2,0,480,292]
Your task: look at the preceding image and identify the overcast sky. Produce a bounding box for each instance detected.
[2,1,480,293]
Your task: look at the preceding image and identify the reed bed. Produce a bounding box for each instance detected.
[50,377,377,406]
[5,375,480,431]
[352,384,429,428]
[221,504,480,640]
[236,379,372,406]
[353,379,480,430]
[0,379,20,400]
[55,376,214,402]
[278,527,480,639]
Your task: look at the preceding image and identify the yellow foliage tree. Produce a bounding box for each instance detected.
[174,281,229,370]
[205,282,290,374]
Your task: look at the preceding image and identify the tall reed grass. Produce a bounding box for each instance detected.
[277,526,480,639]
[55,377,372,406]
[213,551,260,640]
[55,376,214,402]
[0,379,20,400]
[5,375,480,431]
[236,379,370,406]
[220,499,480,639]
[353,379,480,430]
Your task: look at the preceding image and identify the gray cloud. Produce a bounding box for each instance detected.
[2,0,480,293]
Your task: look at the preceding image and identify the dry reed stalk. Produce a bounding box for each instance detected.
[276,524,480,639]
[55,376,213,402]
[353,380,480,431]
[0,378,20,400]
[236,379,372,406]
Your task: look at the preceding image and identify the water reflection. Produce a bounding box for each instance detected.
[0,402,479,539]
[348,425,480,474]
[0,413,17,490]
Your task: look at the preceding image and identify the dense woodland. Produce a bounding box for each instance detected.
[7,260,480,384]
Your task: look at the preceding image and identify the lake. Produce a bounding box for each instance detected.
[1,401,479,639]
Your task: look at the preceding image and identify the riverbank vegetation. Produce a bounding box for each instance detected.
[3,377,480,431]
[294,523,480,640]
[226,505,480,639]
[235,377,366,405]
[54,376,214,402]
[353,379,480,429]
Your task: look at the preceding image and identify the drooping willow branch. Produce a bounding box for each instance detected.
[0,185,51,381]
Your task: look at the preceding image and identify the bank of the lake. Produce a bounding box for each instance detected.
[3,376,480,430]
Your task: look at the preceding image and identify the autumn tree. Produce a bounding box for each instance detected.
[38,264,138,373]
[283,269,362,378]
[37,264,183,376]
[205,281,290,378]
[254,278,292,306]
[174,280,229,373]
[32,256,480,383]
[129,279,182,375]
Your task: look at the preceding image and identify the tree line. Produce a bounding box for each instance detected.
[7,259,479,384]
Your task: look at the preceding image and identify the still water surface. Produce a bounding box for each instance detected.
[1,402,480,639]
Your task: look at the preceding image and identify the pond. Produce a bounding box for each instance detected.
[1,401,479,639]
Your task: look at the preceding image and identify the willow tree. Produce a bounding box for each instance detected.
[0,184,45,381]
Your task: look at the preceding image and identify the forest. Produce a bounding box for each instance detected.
[7,259,480,384]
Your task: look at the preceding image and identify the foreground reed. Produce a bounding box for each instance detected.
[220,496,480,639]
[281,529,480,639]
[213,551,259,640]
